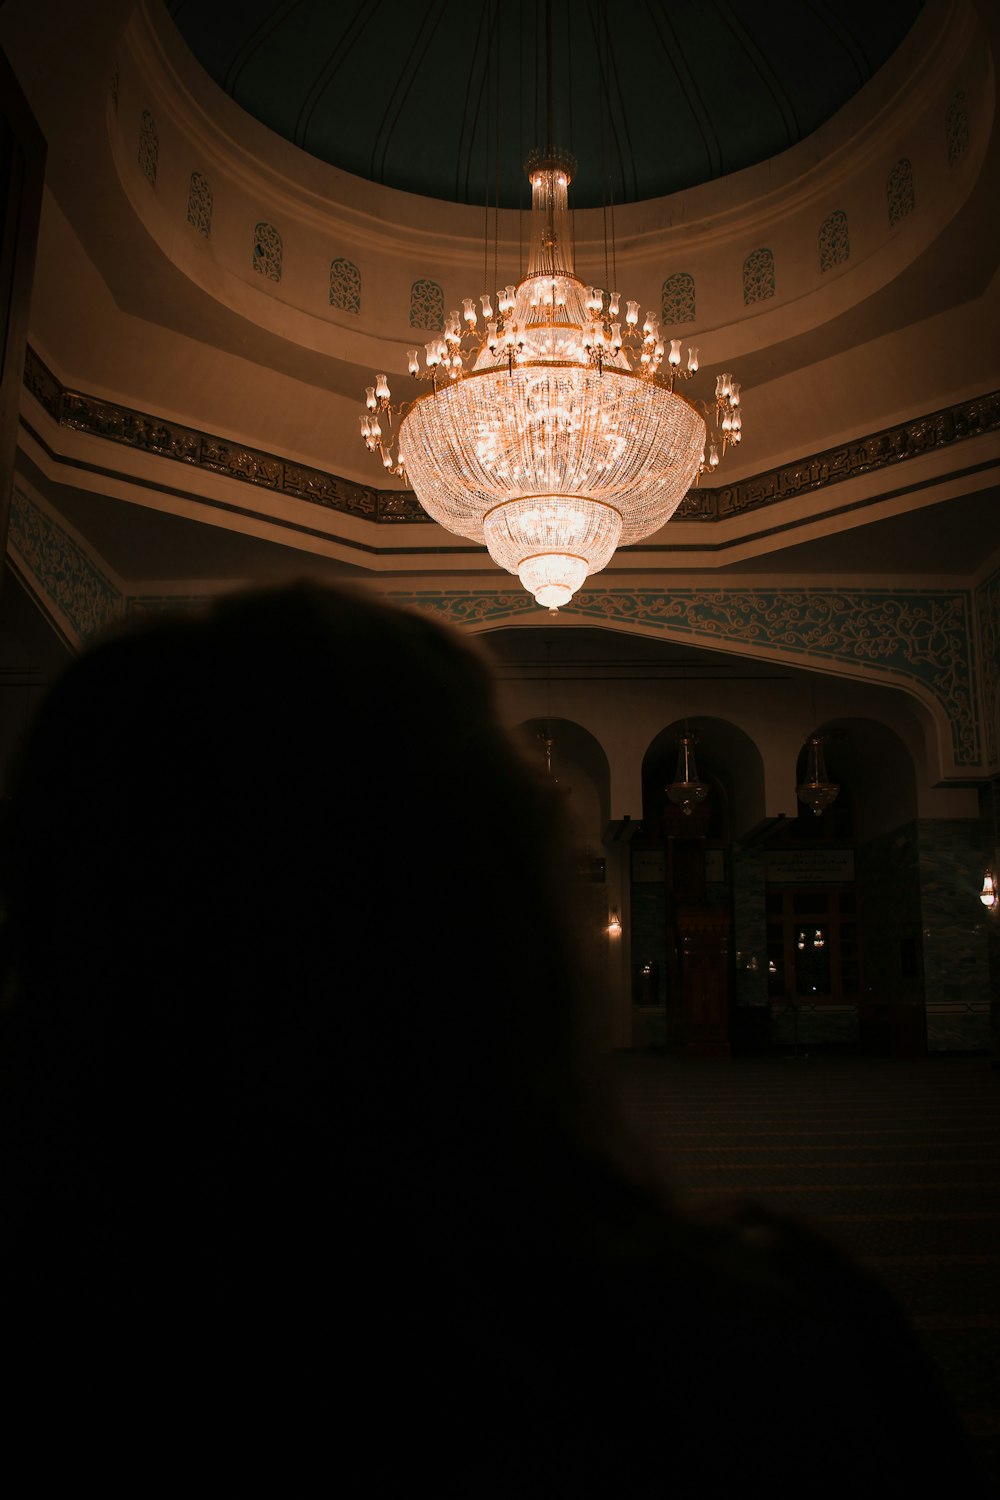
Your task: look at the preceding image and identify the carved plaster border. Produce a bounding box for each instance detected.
[8,485,123,646]
[22,348,1000,531]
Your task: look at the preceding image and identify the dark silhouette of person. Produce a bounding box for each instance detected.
[0,582,987,1493]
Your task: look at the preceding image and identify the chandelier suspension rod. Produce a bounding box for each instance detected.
[545,0,554,152]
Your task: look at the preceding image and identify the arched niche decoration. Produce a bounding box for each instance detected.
[187,172,212,238]
[887,158,915,226]
[138,109,158,186]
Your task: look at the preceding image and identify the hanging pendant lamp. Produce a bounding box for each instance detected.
[667,730,710,816]
[796,735,839,817]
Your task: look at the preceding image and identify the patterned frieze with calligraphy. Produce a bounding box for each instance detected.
[376,492,428,523]
[23,347,62,421]
[283,464,376,517]
[20,347,998,536]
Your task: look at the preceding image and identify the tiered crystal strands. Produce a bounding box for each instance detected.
[360,153,744,609]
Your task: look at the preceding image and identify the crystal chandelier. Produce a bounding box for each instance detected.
[796,736,840,817]
[360,151,744,609]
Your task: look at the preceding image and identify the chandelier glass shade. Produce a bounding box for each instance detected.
[361,154,743,608]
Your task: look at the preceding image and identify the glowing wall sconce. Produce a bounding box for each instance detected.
[980,870,997,908]
[608,911,623,937]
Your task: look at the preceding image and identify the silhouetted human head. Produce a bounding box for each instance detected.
[1,582,597,1318]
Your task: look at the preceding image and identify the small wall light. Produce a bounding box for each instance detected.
[608,911,622,937]
[980,870,997,909]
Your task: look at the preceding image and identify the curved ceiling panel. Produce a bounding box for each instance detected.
[166,0,923,208]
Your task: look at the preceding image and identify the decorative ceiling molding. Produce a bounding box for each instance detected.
[22,347,1000,539]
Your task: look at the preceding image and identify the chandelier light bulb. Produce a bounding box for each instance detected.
[359,149,745,608]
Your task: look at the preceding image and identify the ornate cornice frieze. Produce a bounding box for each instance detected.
[8,485,122,644]
[680,392,1000,523]
[400,585,980,767]
[23,347,391,523]
[21,348,998,534]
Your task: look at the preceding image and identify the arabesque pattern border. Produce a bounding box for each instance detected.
[23,348,999,531]
[395,586,979,767]
[8,486,122,644]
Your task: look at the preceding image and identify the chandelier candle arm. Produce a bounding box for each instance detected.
[360,151,745,609]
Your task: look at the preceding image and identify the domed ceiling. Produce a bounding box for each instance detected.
[166,0,923,208]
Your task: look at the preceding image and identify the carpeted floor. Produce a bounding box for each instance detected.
[610,1051,1000,1492]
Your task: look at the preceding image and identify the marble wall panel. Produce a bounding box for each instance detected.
[917,818,991,1049]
